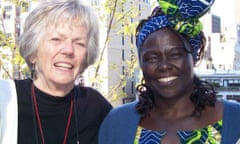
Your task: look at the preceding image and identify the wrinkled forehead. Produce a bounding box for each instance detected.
[38,12,89,44]
[46,11,88,30]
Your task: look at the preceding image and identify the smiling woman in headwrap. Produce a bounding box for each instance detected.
[99,0,240,144]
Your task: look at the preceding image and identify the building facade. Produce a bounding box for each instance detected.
[0,1,21,78]
[196,0,240,73]
[83,0,152,104]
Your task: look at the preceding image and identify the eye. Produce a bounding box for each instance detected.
[74,40,87,49]
[143,53,159,63]
[50,37,62,42]
[168,48,186,60]
[77,42,86,47]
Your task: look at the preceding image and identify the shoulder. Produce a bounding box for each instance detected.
[102,101,140,123]
[99,101,141,144]
[78,86,103,97]
[111,101,138,114]
[77,86,110,103]
[0,79,16,97]
[222,99,240,130]
[14,79,32,97]
[75,86,112,110]
[223,99,240,110]
[0,79,14,88]
[14,79,32,89]
[223,99,240,115]
[222,100,240,143]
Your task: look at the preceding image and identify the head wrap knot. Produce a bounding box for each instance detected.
[159,0,214,37]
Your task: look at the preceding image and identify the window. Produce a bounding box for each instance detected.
[91,0,100,6]
[212,15,221,33]
[122,49,125,61]
[122,66,125,75]
[138,4,141,16]
[131,34,133,44]
[4,5,12,11]
[122,33,124,45]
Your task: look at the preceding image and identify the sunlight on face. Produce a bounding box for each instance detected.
[32,22,88,93]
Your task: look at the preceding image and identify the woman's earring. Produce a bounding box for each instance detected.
[31,63,36,79]
[137,78,147,93]
[141,78,145,85]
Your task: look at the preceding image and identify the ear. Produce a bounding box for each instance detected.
[29,55,36,64]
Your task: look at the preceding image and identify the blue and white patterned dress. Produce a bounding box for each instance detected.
[134,120,222,144]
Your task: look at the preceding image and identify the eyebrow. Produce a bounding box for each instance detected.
[171,46,191,54]
[54,31,87,40]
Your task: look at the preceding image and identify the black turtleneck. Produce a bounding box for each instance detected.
[15,79,112,144]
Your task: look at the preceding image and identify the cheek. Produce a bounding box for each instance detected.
[37,42,54,57]
[141,65,157,81]
[181,62,194,82]
[178,55,194,71]
[142,64,155,73]
[76,50,88,66]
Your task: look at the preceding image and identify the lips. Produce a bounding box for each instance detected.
[158,76,177,83]
[54,62,73,69]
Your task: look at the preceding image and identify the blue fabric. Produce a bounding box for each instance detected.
[159,0,215,20]
[136,0,215,63]
[99,101,140,144]
[99,100,240,144]
[136,15,170,49]
[222,100,240,143]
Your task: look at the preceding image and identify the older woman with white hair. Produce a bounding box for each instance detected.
[0,0,112,143]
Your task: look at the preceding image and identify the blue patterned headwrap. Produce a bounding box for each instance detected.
[136,0,215,62]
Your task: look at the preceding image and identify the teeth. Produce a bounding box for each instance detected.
[55,63,73,69]
[158,76,177,82]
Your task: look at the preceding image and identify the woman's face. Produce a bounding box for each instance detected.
[140,28,194,99]
[31,22,88,94]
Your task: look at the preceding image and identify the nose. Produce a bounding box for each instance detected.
[61,41,74,56]
[157,56,171,71]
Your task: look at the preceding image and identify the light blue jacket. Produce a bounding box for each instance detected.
[0,80,18,144]
[99,100,240,144]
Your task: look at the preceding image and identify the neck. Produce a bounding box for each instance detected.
[152,97,195,120]
[33,79,74,97]
[31,83,74,144]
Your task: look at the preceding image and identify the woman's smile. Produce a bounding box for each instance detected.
[54,62,74,70]
[158,76,177,83]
